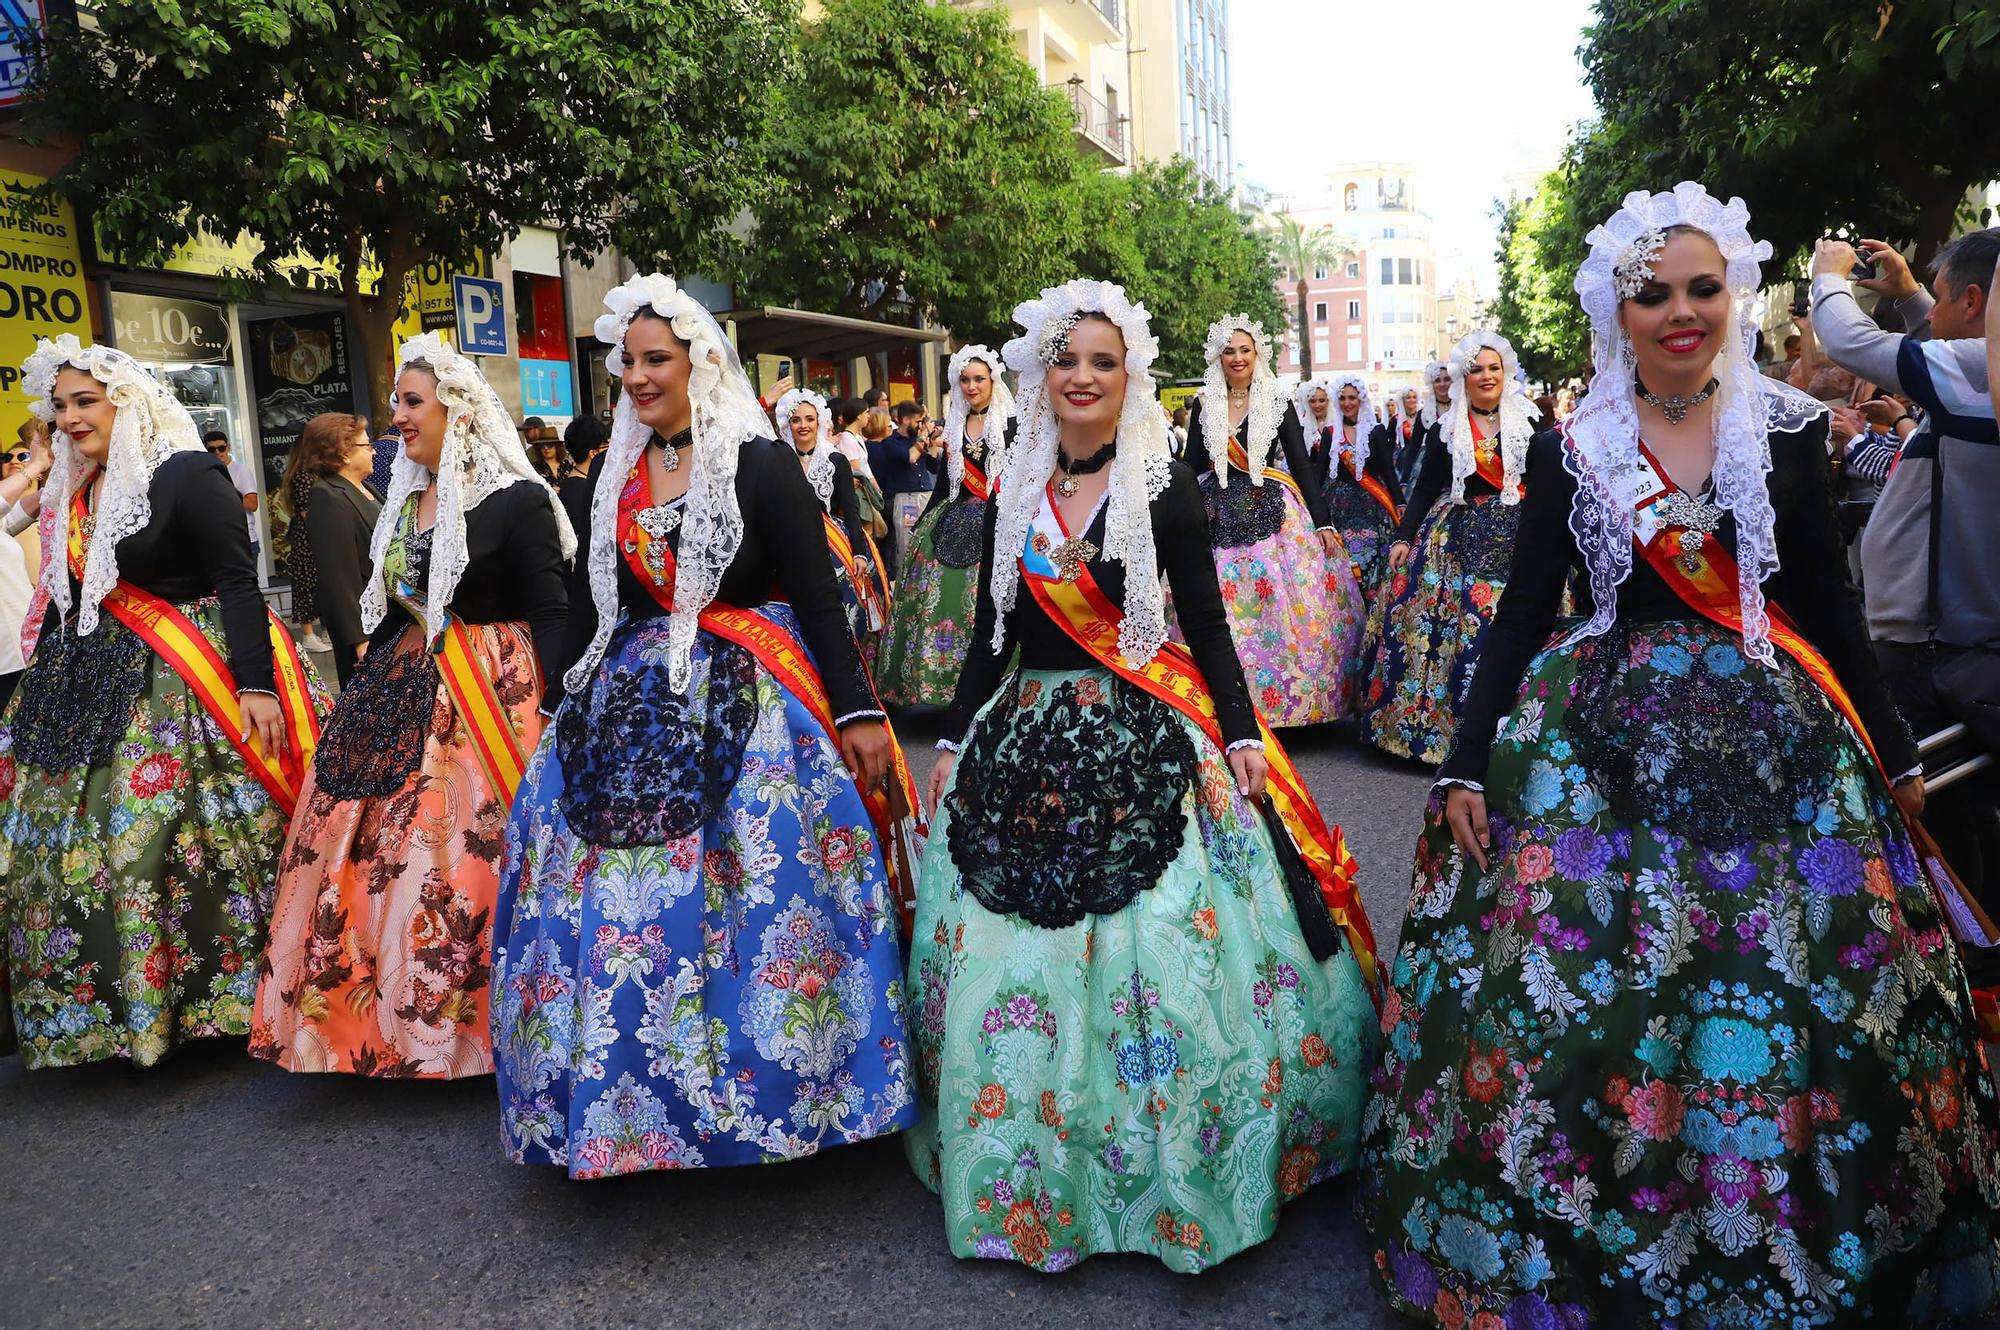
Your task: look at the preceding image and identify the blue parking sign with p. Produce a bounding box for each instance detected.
[452,275,507,356]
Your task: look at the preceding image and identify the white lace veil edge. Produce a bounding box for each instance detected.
[22,335,206,637]
[942,344,1016,501]
[360,332,577,645]
[992,280,1174,668]
[1324,371,1376,477]
[1443,330,1541,505]
[772,387,835,510]
[1557,181,1824,666]
[1197,315,1281,488]
[565,274,770,696]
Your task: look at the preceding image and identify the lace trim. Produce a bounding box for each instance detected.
[1224,738,1264,754]
[943,345,1015,501]
[360,332,576,643]
[1197,316,1280,487]
[935,737,963,754]
[1324,372,1376,478]
[24,336,205,636]
[991,279,1172,669]
[1443,331,1540,505]
[832,708,886,726]
[772,388,836,510]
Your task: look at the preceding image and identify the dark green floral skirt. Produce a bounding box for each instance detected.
[0,604,302,1068]
[1359,619,2000,1328]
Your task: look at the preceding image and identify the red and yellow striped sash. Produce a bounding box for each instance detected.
[392,588,534,808]
[1344,456,1403,525]
[66,486,319,814]
[1226,436,1308,507]
[821,511,884,631]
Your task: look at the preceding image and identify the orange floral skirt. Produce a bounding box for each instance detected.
[250,620,543,1078]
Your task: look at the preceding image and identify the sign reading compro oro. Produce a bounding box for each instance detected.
[0,172,91,421]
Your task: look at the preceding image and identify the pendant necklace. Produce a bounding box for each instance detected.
[652,428,687,473]
[1637,376,1719,426]
[1054,441,1116,499]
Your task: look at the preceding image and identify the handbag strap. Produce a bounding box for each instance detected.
[1926,437,1943,644]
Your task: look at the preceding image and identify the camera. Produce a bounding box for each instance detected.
[1850,257,1877,281]
[1790,295,1811,319]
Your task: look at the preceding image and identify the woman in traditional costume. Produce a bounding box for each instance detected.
[490,275,919,1178]
[1314,372,1404,611]
[906,279,1382,1274]
[875,345,1013,707]
[0,337,325,1068]
[774,387,886,654]
[1184,316,1364,726]
[1357,331,1545,764]
[1361,183,2000,1328]
[251,334,571,1078]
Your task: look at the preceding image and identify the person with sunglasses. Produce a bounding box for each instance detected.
[0,420,53,709]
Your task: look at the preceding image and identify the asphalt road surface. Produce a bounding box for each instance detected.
[0,710,1435,1330]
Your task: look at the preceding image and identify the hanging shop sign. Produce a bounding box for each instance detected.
[0,169,91,420]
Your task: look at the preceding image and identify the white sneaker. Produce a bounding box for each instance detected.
[301,630,331,652]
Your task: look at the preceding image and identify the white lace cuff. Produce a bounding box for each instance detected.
[1894,765,1924,785]
[833,708,886,727]
[236,687,279,699]
[1432,776,1483,793]
[935,738,963,755]
[1225,738,1264,754]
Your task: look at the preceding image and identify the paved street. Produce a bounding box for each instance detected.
[0,711,1434,1330]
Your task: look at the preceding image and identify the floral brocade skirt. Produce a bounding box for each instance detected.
[1193,472,1363,727]
[491,606,916,1178]
[905,666,1377,1274]
[1358,494,1518,764]
[251,620,545,1078]
[876,496,982,708]
[1324,473,1400,611]
[1359,619,2000,1328]
[0,600,328,1068]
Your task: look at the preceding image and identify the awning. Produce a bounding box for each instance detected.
[720,305,948,363]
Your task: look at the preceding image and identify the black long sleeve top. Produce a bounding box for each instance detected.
[1437,422,1920,785]
[1394,424,1560,545]
[45,450,275,692]
[941,462,1259,748]
[305,474,381,653]
[919,419,1018,521]
[796,446,868,556]
[1328,422,1406,508]
[559,433,883,723]
[1186,396,1335,531]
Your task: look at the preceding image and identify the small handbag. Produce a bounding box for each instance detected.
[1258,796,1343,962]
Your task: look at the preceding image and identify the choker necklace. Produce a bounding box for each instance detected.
[1471,404,1500,420]
[1227,386,1251,402]
[967,405,988,417]
[1637,376,1719,425]
[652,428,689,472]
[1054,441,1116,498]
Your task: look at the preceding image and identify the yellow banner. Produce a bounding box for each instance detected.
[0,171,92,422]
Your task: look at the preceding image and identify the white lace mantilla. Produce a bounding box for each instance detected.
[1326,371,1376,477]
[992,279,1175,667]
[568,274,771,695]
[943,343,1015,500]
[773,387,836,510]
[23,335,205,637]
[1198,314,1280,486]
[1443,331,1540,504]
[363,332,575,645]
[1560,181,1820,665]
[1418,358,1449,429]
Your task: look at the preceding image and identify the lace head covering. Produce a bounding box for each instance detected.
[942,343,1016,500]
[361,332,576,644]
[1561,181,1823,666]
[1443,330,1541,505]
[22,335,205,637]
[1326,371,1376,476]
[989,279,1175,668]
[1290,377,1334,442]
[1418,358,1450,429]
[772,386,835,510]
[568,273,771,695]
[1197,314,1282,488]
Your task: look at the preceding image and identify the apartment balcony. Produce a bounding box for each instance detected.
[1038,0,1122,45]
[1056,76,1127,165]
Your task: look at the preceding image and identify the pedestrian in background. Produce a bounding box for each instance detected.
[205,428,262,569]
[287,413,381,686]
[0,421,51,709]
[869,399,936,568]
[557,414,609,534]
[278,436,330,653]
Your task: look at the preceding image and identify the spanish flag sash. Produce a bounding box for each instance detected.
[960,456,991,503]
[1341,452,1403,525]
[1226,434,1309,508]
[66,485,319,814]
[616,460,924,926]
[1625,442,2000,1035]
[1467,417,1506,493]
[821,511,885,633]
[1019,490,1385,1001]
[388,581,535,808]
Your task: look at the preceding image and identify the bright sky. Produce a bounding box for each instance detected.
[1231,0,1601,294]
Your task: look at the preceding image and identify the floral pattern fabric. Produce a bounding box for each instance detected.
[1190,473,1363,727]
[1360,620,2000,1328]
[1358,493,1520,764]
[877,495,983,708]
[907,666,1378,1273]
[0,600,328,1068]
[492,606,916,1177]
[250,619,545,1078]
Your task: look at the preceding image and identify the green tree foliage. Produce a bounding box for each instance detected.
[19,1,795,423]
[736,0,1084,346]
[1070,159,1288,381]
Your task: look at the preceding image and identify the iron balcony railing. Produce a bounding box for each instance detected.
[1058,77,1126,161]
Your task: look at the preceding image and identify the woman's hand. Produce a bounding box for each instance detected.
[926,751,956,817]
[1893,774,1926,822]
[1317,528,1339,556]
[1387,541,1412,572]
[1228,745,1268,800]
[1444,785,1491,870]
[353,639,368,661]
[838,719,891,793]
[239,691,286,758]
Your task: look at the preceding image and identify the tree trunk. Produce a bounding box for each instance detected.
[341,220,418,434]
[1911,176,1971,274]
[1295,278,1311,378]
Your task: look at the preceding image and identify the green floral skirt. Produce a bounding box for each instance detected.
[1359,619,2000,1327]
[0,603,302,1068]
[906,666,1377,1273]
[876,496,981,708]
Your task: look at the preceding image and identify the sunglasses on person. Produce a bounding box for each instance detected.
[3,451,31,463]
[206,443,230,454]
